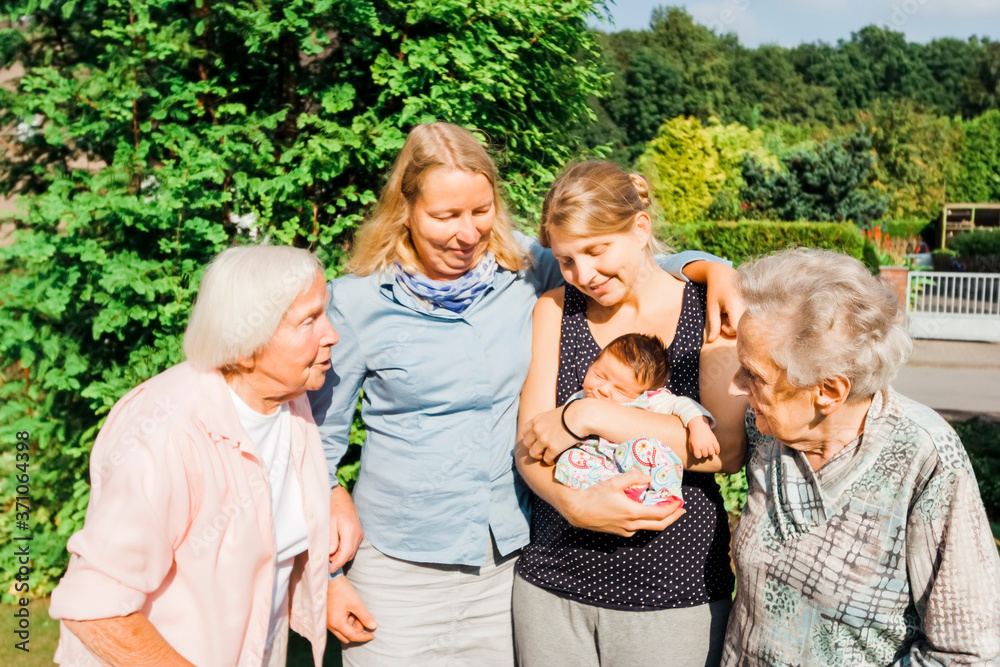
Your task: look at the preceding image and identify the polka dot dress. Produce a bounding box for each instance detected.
[517,282,736,610]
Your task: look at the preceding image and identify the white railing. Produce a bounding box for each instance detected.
[907,271,1000,342]
[908,272,1000,316]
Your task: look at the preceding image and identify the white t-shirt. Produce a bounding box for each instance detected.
[229,389,309,648]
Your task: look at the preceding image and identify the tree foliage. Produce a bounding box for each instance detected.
[951,109,1000,204]
[703,120,777,220]
[861,100,962,219]
[740,133,888,228]
[588,10,998,160]
[637,116,779,226]
[663,220,868,266]
[0,0,609,598]
[638,116,724,226]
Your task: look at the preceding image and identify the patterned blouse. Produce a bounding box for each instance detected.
[723,389,1000,666]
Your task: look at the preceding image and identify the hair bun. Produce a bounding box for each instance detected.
[628,172,651,208]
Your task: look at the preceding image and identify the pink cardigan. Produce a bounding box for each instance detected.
[49,362,331,666]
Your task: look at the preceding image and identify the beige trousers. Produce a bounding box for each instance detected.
[340,534,520,667]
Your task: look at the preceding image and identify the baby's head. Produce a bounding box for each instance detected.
[582,333,670,403]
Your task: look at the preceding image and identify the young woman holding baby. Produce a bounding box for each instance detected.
[514,161,750,666]
[312,125,743,667]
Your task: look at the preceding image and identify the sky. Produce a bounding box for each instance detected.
[591,0,999,47]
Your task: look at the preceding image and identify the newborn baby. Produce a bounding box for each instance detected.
[554,333,717,505]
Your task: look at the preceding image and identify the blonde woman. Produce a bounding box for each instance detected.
[514,161,750,666]
[309,124,740,666]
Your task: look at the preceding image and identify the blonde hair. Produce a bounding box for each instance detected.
[737,248,913,402]
[539,161,668,255]
[346,123,526,276]
[184,244,323,373]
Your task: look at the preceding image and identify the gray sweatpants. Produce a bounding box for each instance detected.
[513,574,730,667]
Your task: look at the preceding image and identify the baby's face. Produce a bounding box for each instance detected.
[582,354,647,404]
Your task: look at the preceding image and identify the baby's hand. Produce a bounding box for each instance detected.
[687,416,720,459]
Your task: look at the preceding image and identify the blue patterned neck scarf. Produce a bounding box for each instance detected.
[394,253,497,313]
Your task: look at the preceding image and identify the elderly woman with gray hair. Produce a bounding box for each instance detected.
[49,245,338,667]
[724,248,1000,666]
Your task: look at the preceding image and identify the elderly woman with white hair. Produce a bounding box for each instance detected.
[49,245,338,667]
[723,248,1000,666]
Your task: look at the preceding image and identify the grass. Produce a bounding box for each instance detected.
[0,598,57,667]
[0,599,342,666]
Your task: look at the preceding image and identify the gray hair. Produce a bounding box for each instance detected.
[184,245,324,372]
[737,248,913,401]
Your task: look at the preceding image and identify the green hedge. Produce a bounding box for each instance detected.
[956,418,1000,525]
[949,229,1000,272]
[662,221,868,267]
[882,218,931,239]
[950,229,1000,257]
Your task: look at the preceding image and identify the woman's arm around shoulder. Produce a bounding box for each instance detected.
[658,253,745,342]
[697,331,749,474]
[516,286,563,436]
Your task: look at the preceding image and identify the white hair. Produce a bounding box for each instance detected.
[737,248,913,401]
[184,245,323,372]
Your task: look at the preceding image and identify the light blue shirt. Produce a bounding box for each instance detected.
[309,234,721,566]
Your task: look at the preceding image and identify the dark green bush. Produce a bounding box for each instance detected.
[932,248,959,271]
[955,418,1000,523]
[950,229,1000,257]
[883,218,931,239]
[664,221,867,266]
[862,239,883,274]
[949,229,1000,272]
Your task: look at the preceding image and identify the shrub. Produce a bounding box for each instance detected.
[862,240,883,274]
[638,116,725,225]
[949,229,1000,257]
[663,220,867,266]
[932,248,959,272]
[950,229,1000,272]
[954,418,1000,523]
[739,133,889,229]
[882,218,931,240]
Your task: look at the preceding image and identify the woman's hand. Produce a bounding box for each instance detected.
[684,260,745,342]
[563,468,686,537]
[519,401,588,465]
[329,485,363,572]
[327,576,377,644]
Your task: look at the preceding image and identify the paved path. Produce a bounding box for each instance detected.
[891,340,1000,419]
